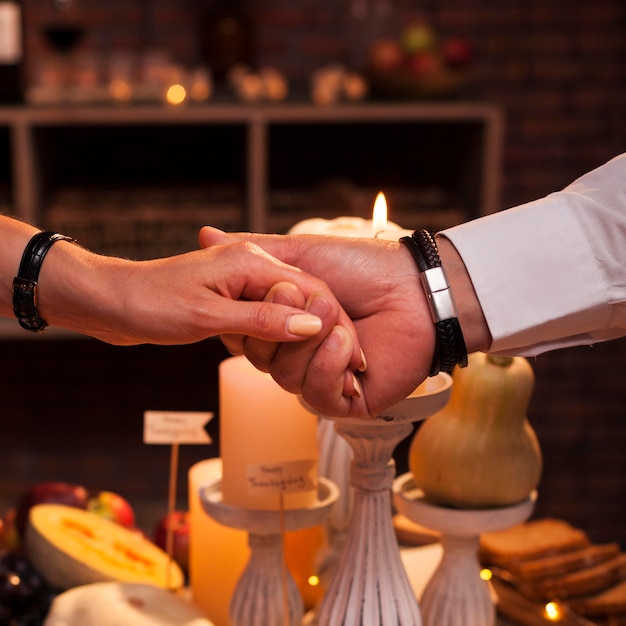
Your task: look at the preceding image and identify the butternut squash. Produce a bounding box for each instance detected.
[409,353,542,508]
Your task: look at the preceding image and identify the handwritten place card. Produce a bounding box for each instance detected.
[245,460,316,496]
[143,410,213,444]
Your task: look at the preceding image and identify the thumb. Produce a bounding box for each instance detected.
[199,225,229,248]
[220,299,324,342]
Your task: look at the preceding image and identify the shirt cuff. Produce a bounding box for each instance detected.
[441,196,609,356]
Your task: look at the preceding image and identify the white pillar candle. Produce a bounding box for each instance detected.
[220,355,319,511]
[289,191,410,240]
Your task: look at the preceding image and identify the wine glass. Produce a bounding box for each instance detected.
[42,0,85,56]
[40,0,86,98]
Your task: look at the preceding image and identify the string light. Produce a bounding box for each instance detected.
[109,79,132,102]
[165,84,186,106]
[479,568,493,581]
[544,601,563,621]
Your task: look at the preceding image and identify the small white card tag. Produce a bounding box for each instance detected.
[143,410,213,444]
[246,460,316,496]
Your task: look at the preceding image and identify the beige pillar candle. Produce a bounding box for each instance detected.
[188,458,248,626]
[219,355,319,510]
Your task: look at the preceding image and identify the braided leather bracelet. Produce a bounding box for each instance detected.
[399,229,468,376]
[12,231,76,333]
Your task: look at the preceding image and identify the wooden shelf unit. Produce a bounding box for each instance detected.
[0,101,503,241]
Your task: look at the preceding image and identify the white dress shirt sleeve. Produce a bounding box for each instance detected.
[441,152,626,356]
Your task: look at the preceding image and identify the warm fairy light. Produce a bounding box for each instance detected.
[166,83,187,105]
[109,79,132,102]
[544,601,563,621]
[479,568,493,581]
[372,191,388,234]
[190,80,210,101]
[308,574,320,587]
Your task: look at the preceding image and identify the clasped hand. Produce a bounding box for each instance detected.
[199,227,435,418]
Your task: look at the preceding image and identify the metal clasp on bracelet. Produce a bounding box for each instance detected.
[420,266,458,322]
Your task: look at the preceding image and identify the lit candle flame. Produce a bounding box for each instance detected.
[372,191,388,235]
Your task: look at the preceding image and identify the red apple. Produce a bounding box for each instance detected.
[406,50,443,78]
[0,507,21,551]
[367,38,405,73]
[87,490,136,528]
[15,481,89,538]
[153,511,190,574]
[442,37,473,68]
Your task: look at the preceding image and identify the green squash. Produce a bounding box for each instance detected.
[409,353,542,509]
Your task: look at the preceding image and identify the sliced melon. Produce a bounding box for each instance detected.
[45,582,214,626]
[25,504,184,591]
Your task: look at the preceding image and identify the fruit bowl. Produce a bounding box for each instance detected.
[364,18,474,100]
[366,66,470,100]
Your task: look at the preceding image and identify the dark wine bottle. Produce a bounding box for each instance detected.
[200,0,253,82]
[0,0,24,103]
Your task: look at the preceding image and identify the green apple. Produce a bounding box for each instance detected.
[400,19,437,55]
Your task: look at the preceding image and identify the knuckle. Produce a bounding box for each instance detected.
[270,363,302,395]
[249,303,278,338]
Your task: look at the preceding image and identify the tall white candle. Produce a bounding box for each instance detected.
[220,355,319,510]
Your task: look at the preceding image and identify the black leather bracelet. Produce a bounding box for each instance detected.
[399,229,468,376]
[12,231,76,333]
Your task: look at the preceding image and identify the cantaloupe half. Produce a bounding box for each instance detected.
[25,504,184,591]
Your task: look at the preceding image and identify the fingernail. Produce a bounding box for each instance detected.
[266,282,300,305]
[347,372,362,399]
[288,314,323,336]
[324,326,345,351]
[358,348,367,372]
[306,292,331,320]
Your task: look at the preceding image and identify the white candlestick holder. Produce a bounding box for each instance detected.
[393,474,537,626]
[315,416,353,587]
[200,476,339,626]
[310,373,453,626]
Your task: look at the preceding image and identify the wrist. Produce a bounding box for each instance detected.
[0,217,41,319]
[400,230,468,375]
[37,242,136,343]
[13,232,77,332]
[436,234,491,354]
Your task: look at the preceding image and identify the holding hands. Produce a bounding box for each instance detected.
[199,227,440,418]
[2,214,489,419]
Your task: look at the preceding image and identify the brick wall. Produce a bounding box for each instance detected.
[23,0,626,208]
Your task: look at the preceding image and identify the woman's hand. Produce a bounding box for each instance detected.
[30,231,361,375]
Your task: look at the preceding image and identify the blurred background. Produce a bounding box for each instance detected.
[0,0,625,549]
